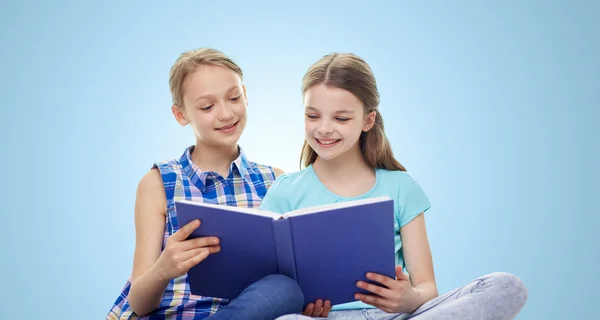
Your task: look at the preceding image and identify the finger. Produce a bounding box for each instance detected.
[322,300,332,317]
[311,299,323,317]
[354,292,395,309]
[366,272,401,290]
[181,248,211,270]
[180,246,221,261]
[395,266,409,281]
[357,279,396,299]
[181,236,220,251]
[302,303,314,316]
[171,219,201,241]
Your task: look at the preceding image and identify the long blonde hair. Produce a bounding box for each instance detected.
[300,53,406,172]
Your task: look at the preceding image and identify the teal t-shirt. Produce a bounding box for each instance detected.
[259,164,432,311]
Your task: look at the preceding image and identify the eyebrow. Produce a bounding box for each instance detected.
[305,106,355,114]
[195,85,240,102]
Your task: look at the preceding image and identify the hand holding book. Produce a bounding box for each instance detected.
[153,219,221,281]
[302,299,332,317]
[355,266,422,314]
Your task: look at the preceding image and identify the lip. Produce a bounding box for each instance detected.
[315,138,341,148]
[215,120,239,133]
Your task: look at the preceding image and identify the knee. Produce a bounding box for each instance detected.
[259,274,304,311]
[486,272,529,308]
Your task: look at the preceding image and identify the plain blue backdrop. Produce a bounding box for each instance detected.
[1,1,598,319]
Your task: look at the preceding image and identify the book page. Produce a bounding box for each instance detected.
[284,196,392,218]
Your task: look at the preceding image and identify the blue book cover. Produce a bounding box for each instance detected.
[175,196,396,306]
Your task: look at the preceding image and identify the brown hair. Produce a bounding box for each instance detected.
[169,48,243,108]
[300,53,406,171]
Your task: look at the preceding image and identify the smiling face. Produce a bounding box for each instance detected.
[303,83,375,162]
[172,64,247,148]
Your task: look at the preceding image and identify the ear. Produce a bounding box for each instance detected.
[362,110,376,132]
[171,104,189,126]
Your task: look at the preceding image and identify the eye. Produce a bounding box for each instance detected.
[305,114,319,119]
[335,117,350,122]
[230,94,242,101]
[200,104,214,111]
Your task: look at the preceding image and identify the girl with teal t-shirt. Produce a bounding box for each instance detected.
[265,53,528,320]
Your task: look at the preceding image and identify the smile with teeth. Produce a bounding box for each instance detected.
[216,120,239,131]
[316,138,341,146]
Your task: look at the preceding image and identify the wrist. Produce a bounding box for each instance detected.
[148,265,172,287]
[128,267,171,317]
[410,284,437,311]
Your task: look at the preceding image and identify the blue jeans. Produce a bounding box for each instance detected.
[275,272,528,320]
[208,274,304,320]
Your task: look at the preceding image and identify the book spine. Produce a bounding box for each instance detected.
[272,218,298,281]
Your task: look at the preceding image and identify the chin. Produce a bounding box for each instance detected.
[316,154,337,161]
[311,149,338,161]
[219,135,242,147]
[202,134,238,149]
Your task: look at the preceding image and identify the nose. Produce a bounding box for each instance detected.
[317,119,333,136]
[217,103,234,122]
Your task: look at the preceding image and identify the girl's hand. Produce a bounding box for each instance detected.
[355,266,422,314]
[302,299,332,318]
[153,219,221,281]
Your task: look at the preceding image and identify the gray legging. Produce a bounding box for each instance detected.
[276,272,528,320]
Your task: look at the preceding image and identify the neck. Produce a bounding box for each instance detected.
[312,144,373,181]
[191,141,239,177]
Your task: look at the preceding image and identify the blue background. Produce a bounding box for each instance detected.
[1,1,598,319]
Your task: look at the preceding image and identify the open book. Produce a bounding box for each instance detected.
[174,196,395,306]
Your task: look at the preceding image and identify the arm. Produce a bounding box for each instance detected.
[127,169,221,316]
[354,213,437,313]
[273,167,285,178]
[126,169,171,315]
[400,212,438,306]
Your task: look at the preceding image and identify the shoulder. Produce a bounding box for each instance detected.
[245,161,281,176]
[138,168,163,190]
[152,158,183,176]
[260,169,311,200]
[377,169,430,206]
[244,161,281,188]
[142,153,187,202]
[272,167,285,178]
[258,169,310,213]
[141,156,183,190]
[136,168,167,209]
[377,169,432,225]
[244,161,300,183]
[377,169,422,189]
[238,146,285,180]
[271,168,313,188]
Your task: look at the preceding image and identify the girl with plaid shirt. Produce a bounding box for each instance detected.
[107,48,303,320]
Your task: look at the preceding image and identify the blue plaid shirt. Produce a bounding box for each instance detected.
[107,146,277,319]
